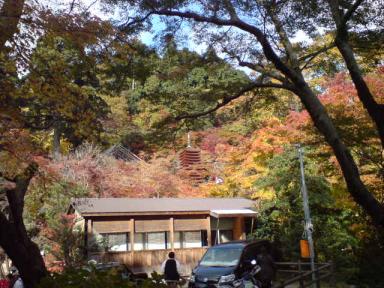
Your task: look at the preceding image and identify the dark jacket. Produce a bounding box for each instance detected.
[163,259,180,281]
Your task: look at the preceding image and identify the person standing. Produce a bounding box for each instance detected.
[161,252,181,287]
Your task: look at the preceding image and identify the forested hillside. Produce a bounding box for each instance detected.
[1,0,384,287]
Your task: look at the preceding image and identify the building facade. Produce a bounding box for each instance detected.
[69,198,257,275]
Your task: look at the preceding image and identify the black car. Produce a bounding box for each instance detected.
[189,240,275,288]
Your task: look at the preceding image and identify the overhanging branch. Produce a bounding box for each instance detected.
[151,8,303,84]
[341,0,364,25]
[175,82,291,120]
[299,43,336,71]
[119,11,154,33]
[238,60,286,82]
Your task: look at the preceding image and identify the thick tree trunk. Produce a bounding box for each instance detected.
[335,36,384,148]
[327,0,384,148]
[0,164,48,288]
[149,7,384,226]
[253,14,384,227]
[0,214,47,288]
[0,0,25,52]
[255,19,384,226]
[292,80,384,226]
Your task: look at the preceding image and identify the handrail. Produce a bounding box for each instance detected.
[273,261,333,288]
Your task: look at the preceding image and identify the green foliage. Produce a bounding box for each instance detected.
[37,266,167,288]
[23,34,109,148]
[25,180,89,265]
[121,40,250,149]
[252,148,360,281]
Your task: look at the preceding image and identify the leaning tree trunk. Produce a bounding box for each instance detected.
[149,6,384,226]
[0,164,48,288]
[335,32,384,149]
[327,0,384,149]
[0,215,47,288]
[252,18,384,227]
[292,81,384,226]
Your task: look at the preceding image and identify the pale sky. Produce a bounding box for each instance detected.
[54,0,310,46]
[45,0,310,75]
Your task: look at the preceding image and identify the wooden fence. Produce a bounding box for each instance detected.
[273,261,334,288]
[89,247,207,275]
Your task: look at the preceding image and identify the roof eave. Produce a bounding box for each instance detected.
[79,210,212,217]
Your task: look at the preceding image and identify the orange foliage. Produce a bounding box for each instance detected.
[35,145,202,199]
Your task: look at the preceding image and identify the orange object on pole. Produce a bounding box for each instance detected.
[300,239,310,258]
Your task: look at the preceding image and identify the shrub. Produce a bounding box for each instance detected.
[37,266,167,288]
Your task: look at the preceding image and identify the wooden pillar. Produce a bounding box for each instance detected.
[234,217,245,240]
[130,219,135,251]
[85,219,92,257]
[206,216,212,246]
[169,217,174,250]
[84,218,88,257]
[241,217,246,240]
[129,219,135,267]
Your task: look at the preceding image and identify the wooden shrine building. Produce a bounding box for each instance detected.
[68,198,257,274]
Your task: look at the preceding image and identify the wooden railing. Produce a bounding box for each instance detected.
[273,261,334,288]
[89,247,207,275]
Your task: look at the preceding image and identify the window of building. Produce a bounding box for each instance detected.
[173,231,181,249]
[133,230,208,251]
[134,232,167,250]
[147,232,166,250]
[167,231,207,249]
[211,230,233,244]
[183,231,202,248]
[220,230,233,243]
[99,233,130,252]
[134,233,145,251]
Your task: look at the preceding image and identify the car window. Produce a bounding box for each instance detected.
[200,247,243,267]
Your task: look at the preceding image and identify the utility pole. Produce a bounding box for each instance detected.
[297,145,317,287]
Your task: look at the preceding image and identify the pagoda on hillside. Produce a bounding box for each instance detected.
[178,133,208,185]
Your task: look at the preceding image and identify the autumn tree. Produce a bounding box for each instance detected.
[107,0,384,226]
[23,34,109,156]
[0,1,114,286]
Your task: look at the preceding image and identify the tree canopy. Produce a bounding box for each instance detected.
[1,0,384,287]
[106,0,384,227]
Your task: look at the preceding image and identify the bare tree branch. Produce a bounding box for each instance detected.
[299,43,336,62]
[119,11,154,33]
[149,8,303,84]
[237,59,286,82]
[299,43,336,71]
[175,81,292,120]
[222,0,240,21]
[221,46,287,82]
[267,4,300,70]
[342,0,365,25]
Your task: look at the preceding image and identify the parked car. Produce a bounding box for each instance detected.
[188,240,275,288]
